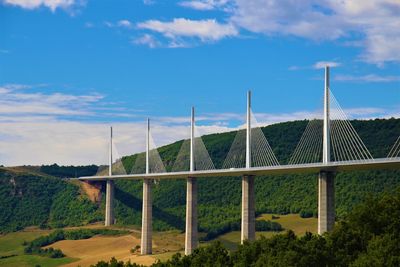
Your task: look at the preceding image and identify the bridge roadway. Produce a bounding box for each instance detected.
[78,157,400,181]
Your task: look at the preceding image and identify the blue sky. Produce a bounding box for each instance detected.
[0,0,399,166]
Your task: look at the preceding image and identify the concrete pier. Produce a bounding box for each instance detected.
[105,180,114,226]
[241,175,255,243]
[318,171,335,234]
[185,177,198,255]
[141,179,152,255]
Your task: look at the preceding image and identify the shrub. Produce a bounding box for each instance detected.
[300,210,313,218]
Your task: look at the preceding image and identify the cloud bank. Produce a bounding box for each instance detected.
[3,0,78,11]
[0,84,397,166]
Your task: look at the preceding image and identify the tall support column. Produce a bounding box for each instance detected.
[105,126,114,226]
[241,175,255,243]
[185,177,198,254]
[141,119,153,255]
[242,91,255,244]
[318,66,335,234]
[185,107,198,255]
[318,171,335,234]
[105,180,114,226]
[141,179,152,254]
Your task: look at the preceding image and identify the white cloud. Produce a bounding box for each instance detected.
[117,20,133,28]
[328,0,400,64]
[228,0,400,64]
[179,1,214,10]
[231,0,345,41]
[132,34,160,48]
[0,84,238,165]
[0,103,398,166]
[252,107,398,127]
[0,88,10,94]
[0,83,397,166]
[1,83,34,90]
[104,20,134,29]
[3,0,77,11]
[137,18,238,42]
[0,120,233,166]
[313,61,341,69]
[334,74,400,83]
[288,61,341,71]
[0,84,103,118]
[179,0,230,10]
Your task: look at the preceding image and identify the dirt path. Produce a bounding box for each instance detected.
[47,235,156,267]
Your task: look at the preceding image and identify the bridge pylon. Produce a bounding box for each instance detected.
[141,118,153,255]
[318,66,335,234]
[241,90,256,243]
[185,107,198,255]
[105,126,114,226]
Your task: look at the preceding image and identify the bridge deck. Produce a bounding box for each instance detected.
[78,158,400,181]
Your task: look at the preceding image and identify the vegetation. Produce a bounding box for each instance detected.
[200,219,282,241]
[0,168,102,233]
[24,228,129,258]
[0,229,76,267]
[92,188,400,266]
[0,254,75,267]
[40,163,98,178]
[1,118,399,241]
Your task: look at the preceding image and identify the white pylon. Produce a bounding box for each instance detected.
[190,107,195,172]
[146,118,150,174]
[323,66,331,164]
[109,126,113,176]
[246,90,252,169]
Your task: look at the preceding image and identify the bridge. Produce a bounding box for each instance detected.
[78,66,400,256]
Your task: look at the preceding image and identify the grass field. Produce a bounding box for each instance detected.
[0,255,76,267]
[46,229,185,266]
[47,233,155,267]
[259,213,317,236]
[211,213,318,251]
[0,228,77,267]
[0,229,49,257]
[0,214,316,266]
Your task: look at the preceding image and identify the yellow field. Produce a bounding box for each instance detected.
[46,234,155,267]
[0,214,316,266]
[212,213,318,251]
[51,214,317,267]
[45,229,185,267]
[258,213,317,236]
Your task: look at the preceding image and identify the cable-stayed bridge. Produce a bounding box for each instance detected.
[78,66,400,256]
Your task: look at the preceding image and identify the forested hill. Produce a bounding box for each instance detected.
[1,118,400,235]
[0,167,102,233]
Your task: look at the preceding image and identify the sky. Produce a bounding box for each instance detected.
[0,0,399,166]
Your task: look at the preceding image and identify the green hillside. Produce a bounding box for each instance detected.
[1,118,399,237]
[0,167,102,233]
